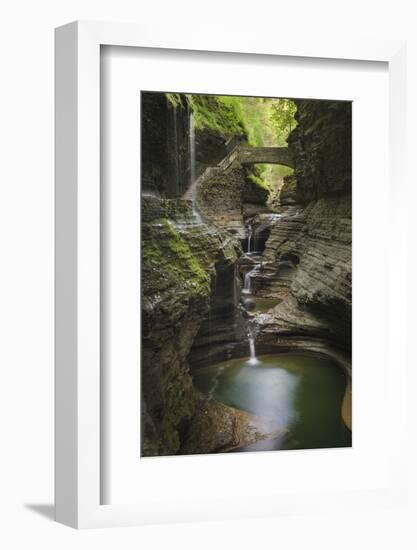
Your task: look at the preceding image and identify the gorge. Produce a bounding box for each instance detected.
[141,92,352,457]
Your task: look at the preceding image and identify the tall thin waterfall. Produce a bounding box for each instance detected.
[233,264,240,310]
[242,270,252,294]
[247,225,253,253]
[189,113,196,187]
[249,337,257,362]
[247,321,259,365]
[186,113,203,225]
[242,264,259,295]
[173,108,180,195]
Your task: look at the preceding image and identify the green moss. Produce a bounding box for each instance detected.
[187,94,247,137]
[142,219,211,296]
[186,94,297,147]
[165,93,183,108]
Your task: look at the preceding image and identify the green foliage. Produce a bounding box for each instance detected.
[239,97,272,146]
[269,99,297,145]
[165,93,183,108]
[239,97,297,147]
[187,94,247,137]
[186,94,297,148]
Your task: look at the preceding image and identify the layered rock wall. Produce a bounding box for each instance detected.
[197,160,247,237]
[288,100,352,202]
[250,99,352,352]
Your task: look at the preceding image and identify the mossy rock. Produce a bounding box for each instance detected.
[142,218,211,298]
[188,94,247,138]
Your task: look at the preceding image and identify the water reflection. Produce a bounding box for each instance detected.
[192,354,351,452]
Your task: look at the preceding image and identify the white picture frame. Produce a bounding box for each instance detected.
[55,20,407,529]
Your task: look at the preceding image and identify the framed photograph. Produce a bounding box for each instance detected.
[55,21,407,528]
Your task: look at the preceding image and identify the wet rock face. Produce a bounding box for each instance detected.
[141,93,237,199]
[288,100,352,202]
[141,92,191,198]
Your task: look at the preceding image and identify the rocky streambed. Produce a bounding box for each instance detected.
[187,201,352,452]
[141,192,352,455]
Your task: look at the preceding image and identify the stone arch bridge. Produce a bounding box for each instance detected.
[184,144,294,203]
[237,146,294,168]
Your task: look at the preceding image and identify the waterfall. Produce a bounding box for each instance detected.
[247,322,259,365]
[189,113,196,187]
[242,264,260,295]
[247,225,253,253]
[242,270,252,294]
[249,337,257,362]
[173,108,180,195]
[185,113,204,225]
[233,264,240,310]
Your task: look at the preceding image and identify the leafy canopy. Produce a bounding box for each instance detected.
[185,94,297,147]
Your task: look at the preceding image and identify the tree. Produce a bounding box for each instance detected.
[269,99,297,146]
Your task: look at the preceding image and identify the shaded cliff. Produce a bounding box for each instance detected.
[141,92,191,197]
[141,92,246,199]
[285,99,352,347]
[288,100,352,201]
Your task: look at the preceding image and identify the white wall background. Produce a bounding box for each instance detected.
[0,0,415,548]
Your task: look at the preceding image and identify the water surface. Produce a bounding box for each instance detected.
[192,353,351,452]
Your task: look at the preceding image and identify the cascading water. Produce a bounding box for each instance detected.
[249,337,257,363]
[242,270,252,294]
[184,113,204,225]
[233,264,240,309]
[247,225,253,253]
[242,264,260,295]
[247,321,259,365]
[189,113,196,188]
[172,108,180,196]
